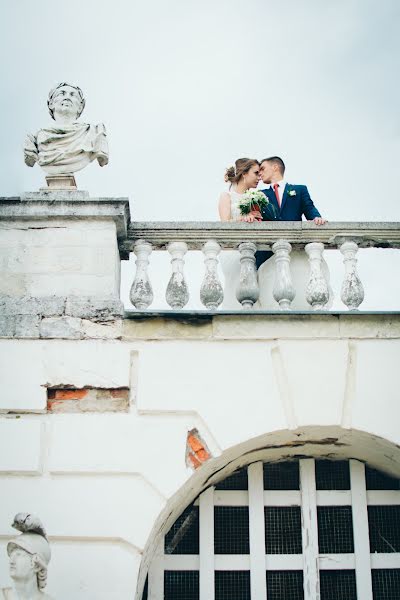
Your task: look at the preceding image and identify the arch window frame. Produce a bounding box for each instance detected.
[146,458,400,599]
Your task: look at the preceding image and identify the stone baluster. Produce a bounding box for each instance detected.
[272,240,295,310]
[305,242,330,310]
[340,241,364,310]
[129,240,154,309]
[236,242,259,309]
[166,241,189,309]
[200,240,224,310]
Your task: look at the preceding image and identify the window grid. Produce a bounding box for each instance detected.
[368,506,400,553]
[319,570,357,600]
[214,506,250,554]
[215,571,250,600]
[266,571,304,600]
[316,460,350,490]
[372,569,400,600]
[263,460,300,490]
[164,571,199,600]
[145,459,400,600]
[317,506,355,554]
[264,507,302,554]
[164,505,199,555]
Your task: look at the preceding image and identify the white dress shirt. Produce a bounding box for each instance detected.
[269,179,287,205]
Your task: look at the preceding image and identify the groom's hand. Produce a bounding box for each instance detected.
[312,217,327,225]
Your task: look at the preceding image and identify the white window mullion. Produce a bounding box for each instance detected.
[300,459,320,600]
[199,486,215,600]
[248,462,268,599]
[148,540,164,600]
[350,460,373,600]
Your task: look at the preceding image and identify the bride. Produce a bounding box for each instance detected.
[218,158,260,308]
[218,158,261,223]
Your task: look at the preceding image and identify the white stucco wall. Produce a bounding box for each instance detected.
[0,314,399,599]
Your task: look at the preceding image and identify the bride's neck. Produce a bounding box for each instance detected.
[233,181,248,194]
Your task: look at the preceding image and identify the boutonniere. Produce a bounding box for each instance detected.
[288,189,296,197]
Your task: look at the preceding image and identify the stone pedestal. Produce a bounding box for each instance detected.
[45,174,77,190]
[0,194,129,299]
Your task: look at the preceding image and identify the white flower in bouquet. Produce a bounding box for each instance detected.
[239,190,269,215]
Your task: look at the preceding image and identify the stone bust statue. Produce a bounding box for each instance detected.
[1,513,54,599]
[24,82,108,185]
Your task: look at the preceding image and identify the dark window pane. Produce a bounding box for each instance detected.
[164,571,199,600]
[368,506,400,552]
[165,506,199,555]
[315,460,350,490]
[141,576,148,600]
[320,570,357,600]
[264,461,300,490]
[265,507,302,554]
[266,571,304,600]
[216,467,248,490]
[215,571,250,600]
[317,507,354,553]
[372,569,400,600]
[366,467,400,490]
[214,506,249,554]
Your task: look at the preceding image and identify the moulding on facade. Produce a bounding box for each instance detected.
[0,195,130,256]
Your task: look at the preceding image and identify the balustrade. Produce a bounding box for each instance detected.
[122,222,400,312]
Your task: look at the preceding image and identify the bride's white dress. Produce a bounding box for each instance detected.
[219,189,333,310]
[219,189,243,309]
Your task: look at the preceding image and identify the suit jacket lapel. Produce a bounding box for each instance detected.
[280,183,289,212]
[265,187,280,211]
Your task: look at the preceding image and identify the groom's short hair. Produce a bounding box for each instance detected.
[261,156,285,175]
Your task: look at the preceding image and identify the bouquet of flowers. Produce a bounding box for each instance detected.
[239,190,278,221]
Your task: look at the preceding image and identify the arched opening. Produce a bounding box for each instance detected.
[142,457,400,599]
[136,427,400,600]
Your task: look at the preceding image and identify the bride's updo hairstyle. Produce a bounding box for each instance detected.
[224,158,259,185]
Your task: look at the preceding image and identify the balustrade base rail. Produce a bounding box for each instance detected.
[124,309,400,318]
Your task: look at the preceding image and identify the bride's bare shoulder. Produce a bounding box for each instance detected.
[218,190,230,203]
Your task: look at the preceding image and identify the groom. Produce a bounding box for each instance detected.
[256,156,326,268]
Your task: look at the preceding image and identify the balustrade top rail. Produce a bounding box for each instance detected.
[123,221,400,252]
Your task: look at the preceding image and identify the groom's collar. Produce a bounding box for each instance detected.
[268,179,286,189]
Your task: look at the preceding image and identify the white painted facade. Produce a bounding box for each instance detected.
[0,196,399,599]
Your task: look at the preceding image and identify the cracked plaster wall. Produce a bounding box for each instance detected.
[0,315,399,599]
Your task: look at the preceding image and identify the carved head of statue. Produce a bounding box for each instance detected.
[7,513,51,591]
[47,82,85,121]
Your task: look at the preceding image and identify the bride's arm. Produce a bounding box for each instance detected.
[218,192,232,221]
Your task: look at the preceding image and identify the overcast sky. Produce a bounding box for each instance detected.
[1,0,399,309]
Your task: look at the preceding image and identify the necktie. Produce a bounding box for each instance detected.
[273,183,281,207]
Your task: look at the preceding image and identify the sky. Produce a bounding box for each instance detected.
[1,0,399,310]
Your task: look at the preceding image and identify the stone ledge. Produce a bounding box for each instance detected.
[122,311,400,340]
[0,195,131,258]
[124,220,400,251]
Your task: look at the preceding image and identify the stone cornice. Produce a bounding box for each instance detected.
[0,195,131,257]
[124,221,400,251]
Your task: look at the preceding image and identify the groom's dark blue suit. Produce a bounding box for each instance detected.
[256,184,322,268]
[260,183,321,221]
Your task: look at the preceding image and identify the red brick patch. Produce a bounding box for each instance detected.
[186,428,212,470]
[48,389,88,400]
[46,387,129,412]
